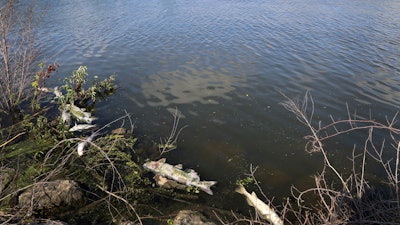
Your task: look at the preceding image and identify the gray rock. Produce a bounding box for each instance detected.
[18,180,84,211]
[173,210,216,225]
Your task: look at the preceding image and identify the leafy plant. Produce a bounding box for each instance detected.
[61,65,116,107]
[31,63,58,111]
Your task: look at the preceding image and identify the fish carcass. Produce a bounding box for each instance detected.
[143,158,217,195]
[77,132,97,156]
[69,123,96,132]
[53,86,62,98]
[61,108,71,125]
[236,184,283,225]
[65,104,97,123]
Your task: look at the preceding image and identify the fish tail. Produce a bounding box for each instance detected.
[201,187,213,195]
[201,181,217,187]
[197,181,217,195]
[235,184,247,195]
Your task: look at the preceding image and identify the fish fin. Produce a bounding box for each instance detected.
[202,181,217,186]
[187,169,200,180]
[198,184,214,195]
[245,198,254,207]
[236,186,257,207]
[197,181,217,195]
[251,191,258,199]
[201,187,214,195]
[174,164,183,169]
[83,112,91,118]
[158,158,166,163]
[235,184,247,195]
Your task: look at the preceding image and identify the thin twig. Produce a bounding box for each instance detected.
[0,131,25,148]
[96,185,142,225]
[159,108,187,155]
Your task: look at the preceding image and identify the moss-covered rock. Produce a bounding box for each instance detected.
[18,180,84,212]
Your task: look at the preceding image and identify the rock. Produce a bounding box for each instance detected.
[18,180,84,211]
[0,167,15,194]
[173,210,216,225]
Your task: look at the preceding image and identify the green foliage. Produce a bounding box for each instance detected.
[3,139,53,159]
[61,65,116,107]
[18,165,41,186]
[236,176,255,187]
[50,131,154,208]
[71,65,88,88]
[1,65,179,223]
[31,63,43,91]
[186,185,200,194]
[31,63,59,111]
[30,64,116,114]
[18,110,70,145]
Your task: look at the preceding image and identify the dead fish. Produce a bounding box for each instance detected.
[80,116,97,124]
[61,108,71,125]
[69,123,96,132]
[143,158,217,195]
[65,104,89,118]
[236,184,283,225]
[53,86,62,98]
[65,104,97,123]
[37,87,50,93]
[77,132,97,156]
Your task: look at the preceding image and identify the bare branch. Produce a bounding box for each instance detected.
[159,108,187,155]
[0,0,39,113]
[280,92,400,224]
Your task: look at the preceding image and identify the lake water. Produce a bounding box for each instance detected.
[35,0,400,210]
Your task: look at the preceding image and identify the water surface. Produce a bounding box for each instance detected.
[36,0,400,209]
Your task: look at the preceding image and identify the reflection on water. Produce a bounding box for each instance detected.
[36,0,400,208]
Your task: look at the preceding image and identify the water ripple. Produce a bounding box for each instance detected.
[35,0,400,202]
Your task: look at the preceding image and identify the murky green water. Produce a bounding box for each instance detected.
[35,0,400,210]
